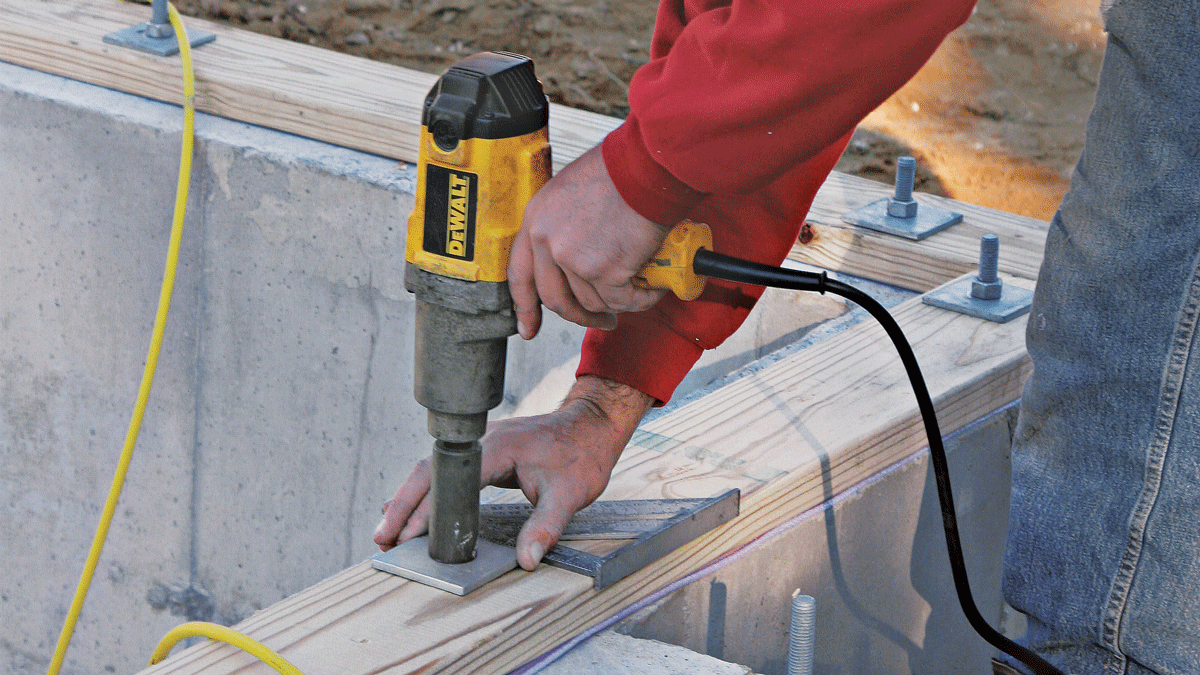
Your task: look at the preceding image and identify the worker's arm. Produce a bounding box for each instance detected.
[611,0,978,217]
[509,144,672,340]
[514,0,976,400]
[574,0,977,404]
[375,375,653,569]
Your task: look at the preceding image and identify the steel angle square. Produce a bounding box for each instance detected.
[842,198,963,241]
[372,536,518,596]
[922,278,1034,323]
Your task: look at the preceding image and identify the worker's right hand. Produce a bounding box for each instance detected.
[374,375,653,570]
[509,144,671,340]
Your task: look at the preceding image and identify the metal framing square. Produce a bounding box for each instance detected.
[842,198,963,241]
[371,536,518,596]
[103,23,216,57]
[922,277,1034,323]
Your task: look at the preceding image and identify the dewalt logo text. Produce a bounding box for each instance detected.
[446,172,470,256]
[423,165,477,261]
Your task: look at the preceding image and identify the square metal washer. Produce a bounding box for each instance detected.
[103,23,216,57]
[372,536,518,596]
[842,198,963,241]
[922,278,1034,323]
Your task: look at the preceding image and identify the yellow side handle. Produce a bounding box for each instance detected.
[636,220,712,301]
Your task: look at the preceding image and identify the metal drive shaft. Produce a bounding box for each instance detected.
[407,266,516,564]
[429,440,482,562]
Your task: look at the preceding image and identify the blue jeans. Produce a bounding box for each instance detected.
[1001,1,1200,673]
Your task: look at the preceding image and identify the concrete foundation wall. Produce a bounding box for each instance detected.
[618,403,1022,675]
[2,61,425,674]
[1,63,870,674]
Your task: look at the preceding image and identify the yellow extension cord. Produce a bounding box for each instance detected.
[146,622,302,673]
[46,5,304,674]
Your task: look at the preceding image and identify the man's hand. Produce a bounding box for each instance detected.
[510,144,671,340]
[375,376,653,570]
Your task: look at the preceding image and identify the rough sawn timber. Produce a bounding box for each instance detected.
[138,274,1035,675]
[0,1,1050,291]
[0,0,621,173]
[792,171,1050,292]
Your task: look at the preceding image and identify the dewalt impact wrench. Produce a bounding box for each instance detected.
[403,51,710,583]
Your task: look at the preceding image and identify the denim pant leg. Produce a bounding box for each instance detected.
[1001,1,1200,674]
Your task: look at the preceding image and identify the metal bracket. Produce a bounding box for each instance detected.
[478,489,741,590]
[922,279,1033,323]
[921,234,1033,323]
[372,537,518,596]
[841,156,963,241]
[372,489,740,595]
[103,0,216,56]
[841,198,963,241]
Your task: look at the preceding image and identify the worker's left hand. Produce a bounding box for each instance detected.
[375,375,652,570]
[510,144,671,340]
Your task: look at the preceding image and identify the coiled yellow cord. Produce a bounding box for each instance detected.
[47,6,303,675]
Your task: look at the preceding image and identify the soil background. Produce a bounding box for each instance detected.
[174,0,1107,221]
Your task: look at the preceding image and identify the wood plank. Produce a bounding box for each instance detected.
[791,171,1050,291]
[139,273,1035,675]
[1,1,1049,292]
[0,0,620,172]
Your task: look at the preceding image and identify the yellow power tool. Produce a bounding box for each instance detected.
[390,51,711,595]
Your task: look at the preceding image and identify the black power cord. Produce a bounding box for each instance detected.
[692,249,1062,675]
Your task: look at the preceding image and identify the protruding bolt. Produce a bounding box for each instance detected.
[150,0,169,23]
[887,156,919,218]
[971,233,1003,300]
[893,156,915,201]
[144,0,175,39]
[787,591,816,675]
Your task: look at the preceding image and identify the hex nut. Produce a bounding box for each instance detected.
[887,197,918,218]
[972,277,1003,300]
[143,22,175,39]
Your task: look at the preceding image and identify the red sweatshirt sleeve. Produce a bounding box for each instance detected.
[610,0,978,217]
[579,0,977,404]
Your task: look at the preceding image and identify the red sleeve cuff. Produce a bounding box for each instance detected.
[576,312,704,406]
[602,117,708,226]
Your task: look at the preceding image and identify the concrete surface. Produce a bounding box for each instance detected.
[1,59,421,674]
[541,630,757,675]
[1,61,886,674]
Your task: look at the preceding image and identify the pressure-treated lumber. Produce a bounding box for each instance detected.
[0,0,620,172]
[790,171,1050,292]
[0,0,1050,291]
[138,273,1035,675]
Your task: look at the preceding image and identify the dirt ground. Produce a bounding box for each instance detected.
[174,0,1107,221]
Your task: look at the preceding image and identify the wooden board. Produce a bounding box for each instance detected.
[790,171,1050,292]
[0,0,620,172]
[0,1,1049,291]
[139,274,1035,675]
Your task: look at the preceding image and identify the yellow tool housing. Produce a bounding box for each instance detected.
[406,129,550,282]
[405,53,551,283]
